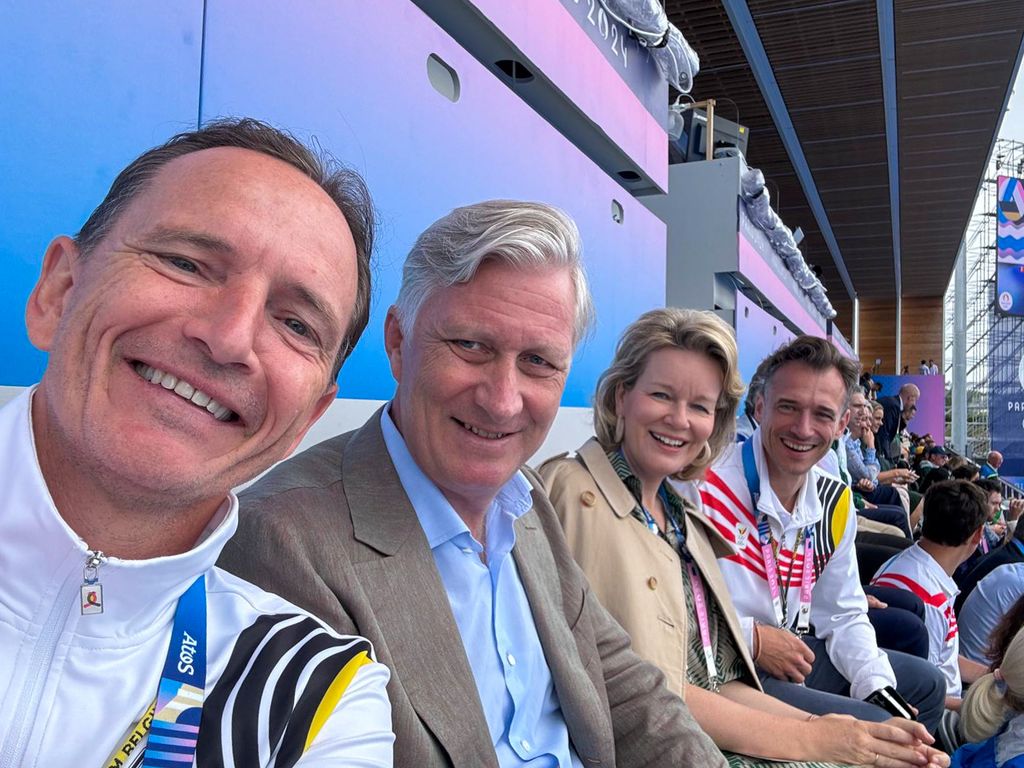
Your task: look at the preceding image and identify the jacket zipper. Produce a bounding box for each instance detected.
[0,551,104,767]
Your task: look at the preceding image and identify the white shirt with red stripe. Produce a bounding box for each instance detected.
[871,543,961,696]
[694,429,897,699]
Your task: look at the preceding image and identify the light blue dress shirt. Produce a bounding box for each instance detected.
[380,408,582,768]
[959,561,1024,663]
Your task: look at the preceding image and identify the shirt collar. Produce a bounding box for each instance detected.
[909,543,959,597]
[379,405,532,553]
[751,426,821,525]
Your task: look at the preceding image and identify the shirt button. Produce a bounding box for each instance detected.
[506,653,516,666]
[521,739,532,752]
[580,491,596,507]
[647,576,658,590]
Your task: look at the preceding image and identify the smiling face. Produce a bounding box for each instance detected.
[27,147,357,515]
[848,390,869,435]
[755,361,851,495]
[384,260,574,516]
[871,404,884,432]
[616,347,722,491]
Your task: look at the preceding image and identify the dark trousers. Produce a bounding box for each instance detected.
[864,585,930,659]
[758,634,946,733]
[858,504,912,537]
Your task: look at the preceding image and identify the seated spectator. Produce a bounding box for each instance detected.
[955,510,1024,611]
[702,336,946,733]
[921,446,952,474]
[920,467,953,495]
[540,311,945,768]
[0,119,394,765]
[980,451,1002,479]
[976,479,1010,553]
[959,564,1024,664]
[872,481,991,710]
[844,388,914,537]
[953,463,981,482]
[952,598,1024,766]
[956,479,1016,583]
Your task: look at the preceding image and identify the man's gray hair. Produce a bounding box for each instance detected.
[393,200,595,343]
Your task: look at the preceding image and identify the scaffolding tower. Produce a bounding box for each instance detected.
[945,138,1024,460]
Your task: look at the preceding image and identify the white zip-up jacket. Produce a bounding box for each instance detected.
[0,389,394,768]
[698,429,897,699]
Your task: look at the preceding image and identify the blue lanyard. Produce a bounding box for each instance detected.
[142,575,207,767]
[741,438,760,508]
[637,484,684,542]
[741,437,814,630]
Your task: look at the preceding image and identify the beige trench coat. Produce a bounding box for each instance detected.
[538,437,760,700]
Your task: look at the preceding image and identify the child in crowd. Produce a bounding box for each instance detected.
[872,480,991,709]
[953,595,1024,766]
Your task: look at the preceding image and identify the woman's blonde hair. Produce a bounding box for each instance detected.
[961,623,1024,742]
[593,308,744,480]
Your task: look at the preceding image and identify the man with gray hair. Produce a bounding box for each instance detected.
[221,200,727,767]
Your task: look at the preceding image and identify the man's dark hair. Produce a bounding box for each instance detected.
[952,463,980,481]
[921,480,989,546]
[918,466,951,493]
[74,117,374,381]
[757,335,860,409]
[975,478,1002,497]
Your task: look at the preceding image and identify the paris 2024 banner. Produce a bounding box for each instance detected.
[989,342,1024,478]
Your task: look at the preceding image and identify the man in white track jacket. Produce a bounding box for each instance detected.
[699,336,945,733]
[0,119,393,767]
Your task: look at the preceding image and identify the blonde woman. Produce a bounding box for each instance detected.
[539,308,947,768]
[954,595,1024,766]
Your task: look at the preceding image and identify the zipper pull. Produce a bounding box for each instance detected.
[80,550,106,615]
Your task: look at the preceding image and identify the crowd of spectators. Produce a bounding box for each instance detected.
[824,369,1024,761]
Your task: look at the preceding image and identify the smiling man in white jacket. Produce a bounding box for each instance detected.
[0,119,393,767]
[700,336,946,734]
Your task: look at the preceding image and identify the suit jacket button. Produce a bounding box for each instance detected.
[647,577,658,590]
[580,491,596,507]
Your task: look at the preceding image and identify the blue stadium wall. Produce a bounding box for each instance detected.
[0,2,669,455]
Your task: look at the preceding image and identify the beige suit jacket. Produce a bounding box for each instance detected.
[537,438,759,700]
[219,409,726,768]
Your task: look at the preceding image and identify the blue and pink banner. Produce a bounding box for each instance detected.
[995,175,1024,316]
[988,339,1024,476]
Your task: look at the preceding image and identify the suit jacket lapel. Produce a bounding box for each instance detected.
[343,412,498,768]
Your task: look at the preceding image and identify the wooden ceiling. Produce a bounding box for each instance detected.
[666,0,1024,327]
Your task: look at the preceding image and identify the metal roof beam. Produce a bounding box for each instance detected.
[720,0,857,301]
[877,0,902,297]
